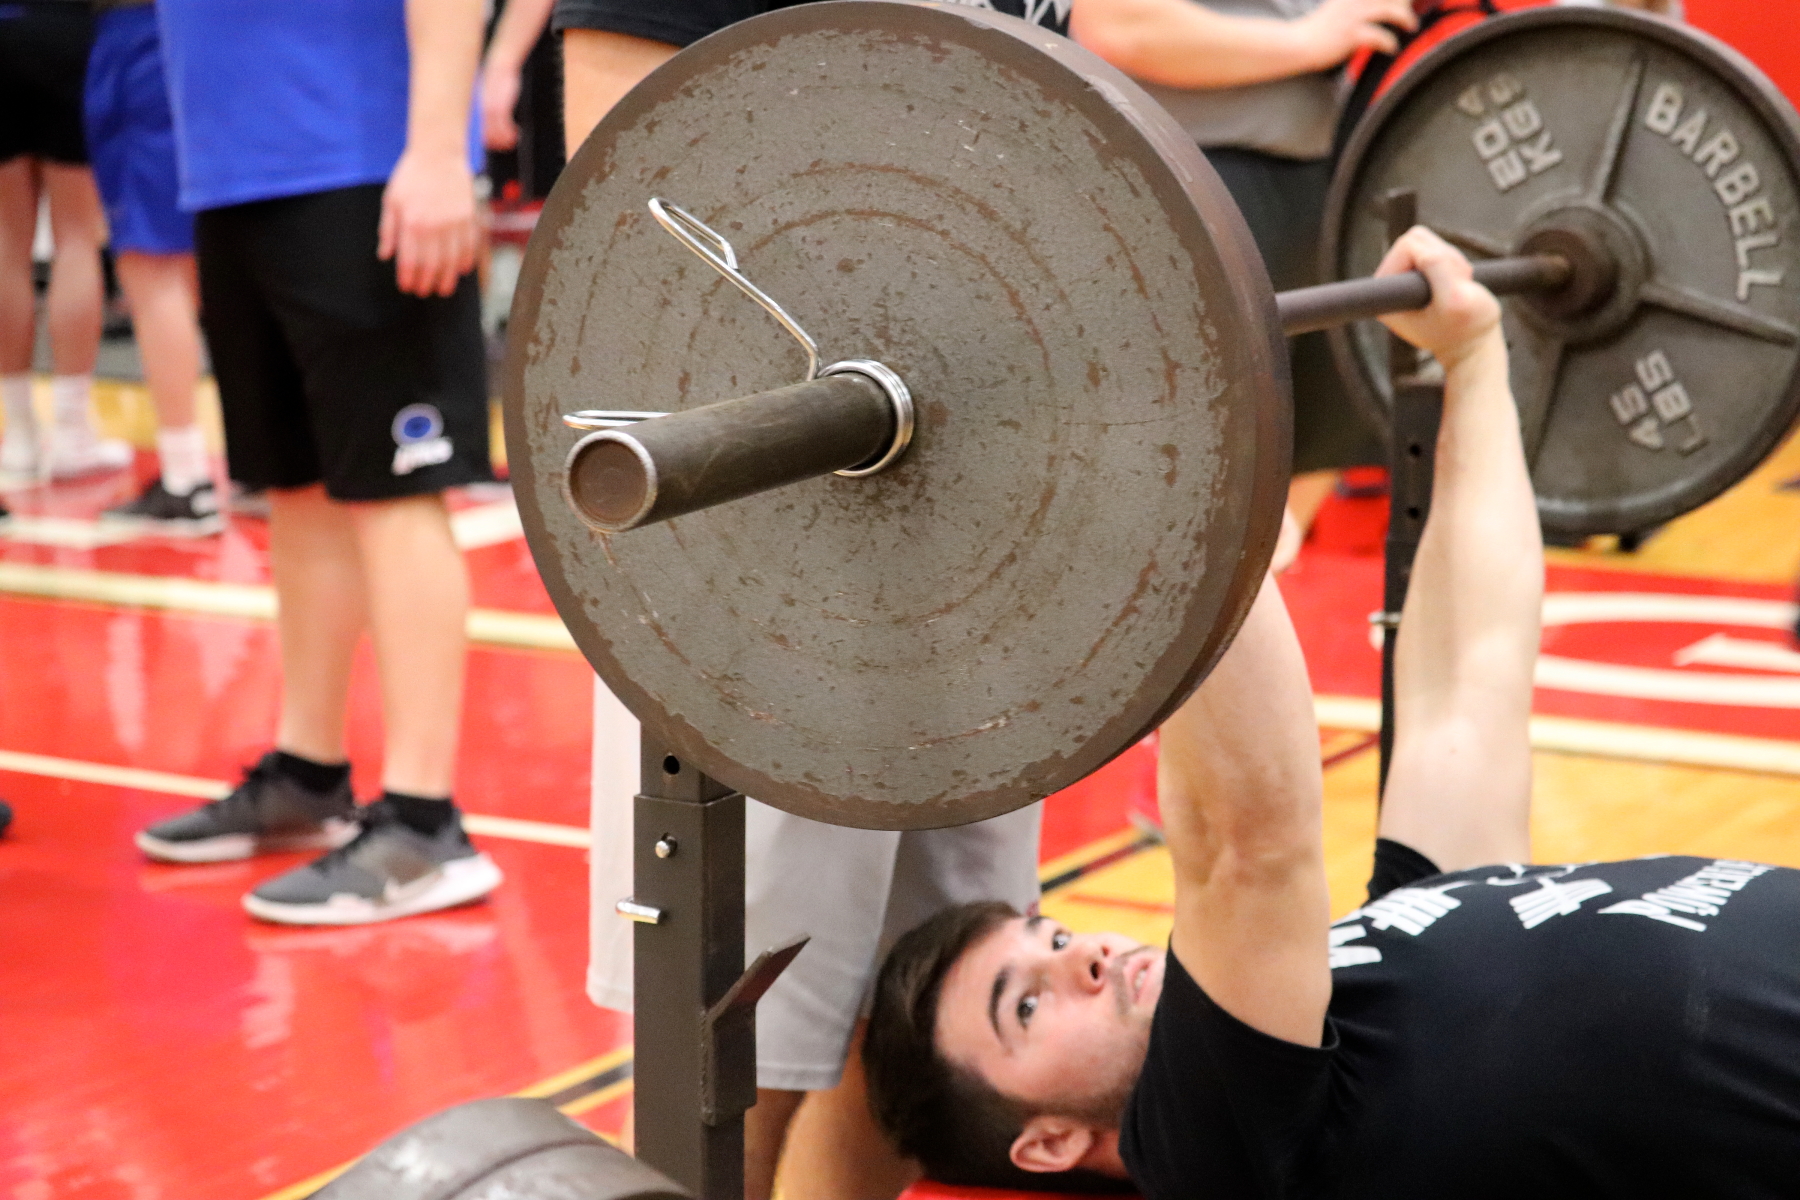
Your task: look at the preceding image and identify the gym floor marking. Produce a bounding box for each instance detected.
[0,748,591,848]
[0,497,524,553]
[1314,696,1800,777]
[0,561,578,653]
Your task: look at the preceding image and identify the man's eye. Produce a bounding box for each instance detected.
[1016,994,1038,1026]
[1051,930,1070,950]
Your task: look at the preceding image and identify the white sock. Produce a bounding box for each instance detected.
[157,424,210,496]
[1,373,34,438]
[51,374,95,433]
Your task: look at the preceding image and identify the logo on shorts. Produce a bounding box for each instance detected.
[391,404,454,476]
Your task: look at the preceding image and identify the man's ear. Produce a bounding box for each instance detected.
[1010,1114,1097,1175]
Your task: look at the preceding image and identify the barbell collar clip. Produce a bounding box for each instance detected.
[649,197,822,380]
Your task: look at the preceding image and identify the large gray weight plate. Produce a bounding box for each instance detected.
[1326,8,1800,538]
[314,1098,689,1200]
[506,1,1288,830]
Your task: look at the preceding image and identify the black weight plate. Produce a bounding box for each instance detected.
[506,1,1288,830]
[1325,8,1800,538]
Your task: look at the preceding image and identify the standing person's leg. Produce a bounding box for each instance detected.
[780,803,1045,1200]
[89,4,216,529]
[136,204,361,865]
[348,491,468,799]
[41,161,128,479]
[39,164,101,378]
[268,484,368,765]
[107,252,217,522]
[740,804,906,1200]
[0,158,40,475]
[238,184,498,924]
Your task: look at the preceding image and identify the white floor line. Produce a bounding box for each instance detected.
[449,498,526,550]
[1316,695,1800,778]
[0,561,577,652]
[0,748,590,848]
[461,814,590,849]
[0,499,521,552]
[0,749,227,798]
[0,515,143,549]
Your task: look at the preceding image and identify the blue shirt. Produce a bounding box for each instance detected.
[157,0,480,212]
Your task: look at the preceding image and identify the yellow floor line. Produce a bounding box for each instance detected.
[1316,694,1800,777]
[516,1046,634,1099]
[559,1077,635,1118]
[0,562,578,653]
[0,748,589,847]
[256,1163,350,1200]
[1037,826,1147,885]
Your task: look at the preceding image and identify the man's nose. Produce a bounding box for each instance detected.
[1061,937,1110,993]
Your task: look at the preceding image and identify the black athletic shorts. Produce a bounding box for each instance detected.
[1205,146,1385,474]
[194,183,493,501]
[0,3,94,165]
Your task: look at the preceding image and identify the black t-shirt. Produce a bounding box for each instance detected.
[1121,841,1800,1199]
[552,0,1070,45]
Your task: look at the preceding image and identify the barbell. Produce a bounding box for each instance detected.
[506,1,1800,834]
[555,208,1573,534]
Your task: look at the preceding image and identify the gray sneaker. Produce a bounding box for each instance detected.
[137,753,357,863]
[242,801,503,925]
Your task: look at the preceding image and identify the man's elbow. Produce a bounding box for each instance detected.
[1178,826,1323,894]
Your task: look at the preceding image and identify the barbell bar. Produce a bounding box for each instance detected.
[562,204,1579,534]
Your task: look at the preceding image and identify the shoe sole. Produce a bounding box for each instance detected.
[241,854,505,925]
[47,441,135,481]
[135,819,359,864]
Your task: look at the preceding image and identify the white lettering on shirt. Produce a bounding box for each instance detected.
[1353,882,1472,938]
[1598,859,1774,932]
[1328,922,1382,969]
[1510,877,1615,930]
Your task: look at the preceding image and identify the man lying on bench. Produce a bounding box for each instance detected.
[862,229,1800,1198]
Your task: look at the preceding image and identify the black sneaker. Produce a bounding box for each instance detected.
[136,753,357,863]
[102,478,224,536]
[242,800,503,925]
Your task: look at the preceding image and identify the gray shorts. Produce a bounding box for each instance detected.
[589,681,1042,1091]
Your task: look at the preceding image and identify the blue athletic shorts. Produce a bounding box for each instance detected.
[83,5,193,255]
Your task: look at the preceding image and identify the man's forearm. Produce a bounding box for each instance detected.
[1071,0,1334,90]
[486,0,556,76]
[405,0,485,159]
[1381,330,1540,866]
[1399,333,1541,717]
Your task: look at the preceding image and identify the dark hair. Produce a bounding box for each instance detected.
[863,901,1135,1194]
